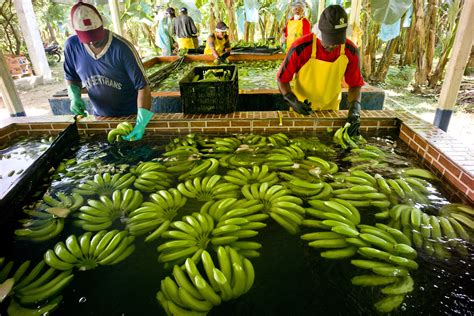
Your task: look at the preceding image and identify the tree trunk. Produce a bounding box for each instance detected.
[428,22,457,87]
[244,21,250,42]
[259,15,266,41]
[249,22,255,42]
[46,20,56,44]
[425,0,439,76]
[402,9,417,66]
[209,0,216,34]
[413,0,427,93]
[374,37,400,82]
[224,0,237,41]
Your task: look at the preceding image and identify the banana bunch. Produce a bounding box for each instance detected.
[343,146,386,166]
[241,183,305,234]
[401,168,436,180]
[74,172,136,196]
[300,156,338,175]
[7,296,63,316]
[266,133,291,147]
[301,199,361,259]
[165,133,204,151]
[15,193,84,242]
[0,259,73,307]
[285,179,333,200]
[264,153,297,171]
[290,137,336,156]
[127,189,187,242]
[240,133,270,148]
[374,174,430,206]
[163,145,201,160]
[224,165,278,186]
[45,230,135,271]
[333,123,366,149]
[270,144,305,161]
[131,161,174,192]
[349,223,419,313]
[177,175,240,202]
[158,213,215,265]
[75,189,143,231]
[107,122,133,143]
[388,204,472,258]
[218,152,266,169]
[157,247,254,315]
[178,158,220,181]
[330,171,392,208]
[201,137,242,157]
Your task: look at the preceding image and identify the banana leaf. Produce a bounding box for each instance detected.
[370,0,411,25]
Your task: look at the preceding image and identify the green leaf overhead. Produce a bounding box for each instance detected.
[371,0,412,25]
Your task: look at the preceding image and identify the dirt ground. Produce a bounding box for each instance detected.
[1,63,472,147]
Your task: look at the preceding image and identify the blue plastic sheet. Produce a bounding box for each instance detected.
[379,19,401,41]
[236,7,246,36]
[244,0,259,23]
[402,4,413,27]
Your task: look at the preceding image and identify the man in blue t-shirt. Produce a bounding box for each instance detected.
[64,1,153,141]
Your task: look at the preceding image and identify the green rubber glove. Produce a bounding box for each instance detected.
[67,85,87,116]
[122,108,154,141]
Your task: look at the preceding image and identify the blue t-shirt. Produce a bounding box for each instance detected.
[64,32,148,117]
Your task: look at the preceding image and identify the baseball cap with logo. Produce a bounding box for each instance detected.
[318,5,348,46]
[70,1,105,44]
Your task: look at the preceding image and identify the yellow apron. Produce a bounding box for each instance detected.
[286,19,303,52]
[204,35,227,55]
[177,37,195,49]
[293,35,349,111]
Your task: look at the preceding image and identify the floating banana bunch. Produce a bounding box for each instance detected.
[348,223,419,313]
[158,213,215,265]
[240,134,269,147]
[127,188,187,242]
[74,172,136,196]
[285,179,333,200]
[7,295,63,316]
[333,123,366,149]
[388,204,472,258]
[301,199,361,259]
[218,152,266,169]
[0,259,73,307]
[178,158,220,181]
[201,137,242,158]
[401,168,436,181]
[15,193,84,242]
[165,133,204,151]
[290,136,336,156]
[131,161,174,192]
[343,146,386,167]
[157,247,254,315]
[107,122,133,143]
[374,174,431,205]
[44,230,135,271]
[241,183,305,234]
[264,153,298,171]
[177,175,240,202]
[163,145,201,160]
[75,189,143,231]
[224,165,278,186]
[299,156,339,175]
[270,144,305,161]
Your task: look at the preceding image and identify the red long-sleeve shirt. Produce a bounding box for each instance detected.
[283,17,311,37]
[277,33,365,88]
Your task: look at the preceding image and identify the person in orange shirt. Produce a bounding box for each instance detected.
[281,0,311,52]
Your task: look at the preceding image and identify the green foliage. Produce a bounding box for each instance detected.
[385,66,415,88]
[371,0,411,24]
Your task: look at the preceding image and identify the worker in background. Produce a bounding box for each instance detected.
[64,1,153,141]
[281,0,311,52]
[204,21,231,64]
[156,7,176,56]
[277,5,364,136]
[173,7,198,51]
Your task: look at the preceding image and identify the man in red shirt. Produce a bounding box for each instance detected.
[277,5,364,136]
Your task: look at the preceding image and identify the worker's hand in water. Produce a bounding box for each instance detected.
[283,92,312,115]
[122,108,154,141]
[347,100,361,136]
[67,85,87,117]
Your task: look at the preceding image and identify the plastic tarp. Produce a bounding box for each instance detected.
[244,0,259,23]
[402,4,413,27]
[169,0,202,23]
[379,19,400,41]
[236,7,246,36]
